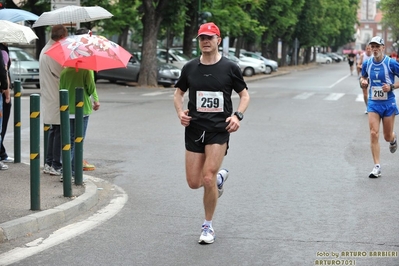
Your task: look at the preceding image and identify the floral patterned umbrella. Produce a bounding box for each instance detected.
[45,34,131,71]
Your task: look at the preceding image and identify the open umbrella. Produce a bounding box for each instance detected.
[0,20,38,44]
[0,8,39,23]
[44,34,131,71]
[32,5,113,28]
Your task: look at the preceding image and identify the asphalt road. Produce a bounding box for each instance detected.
[2,64,399,266]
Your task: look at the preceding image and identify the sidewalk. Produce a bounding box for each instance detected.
[0,62,316,243]
[0,163,97,243]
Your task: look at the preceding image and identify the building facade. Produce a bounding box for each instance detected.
[354,0,395,54]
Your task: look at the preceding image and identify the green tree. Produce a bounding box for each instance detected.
[138,0,169,87]
[380,0,399,51]
[256,0,304,65]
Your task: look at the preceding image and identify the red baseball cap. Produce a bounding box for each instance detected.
[197,22,220,37]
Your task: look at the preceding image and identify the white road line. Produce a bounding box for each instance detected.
[324,93,345,101]
[328,74,350,89]
[293,92,315,99]
[0,179,128,266]
[142,91,171,96]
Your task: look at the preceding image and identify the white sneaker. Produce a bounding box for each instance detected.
[217,169,229,198]
[369,165,381,178]
[198,224,215,244]
[50,167,62,176]
[0,161,8,170]
[1,157,14,163]
[43,164,52,174]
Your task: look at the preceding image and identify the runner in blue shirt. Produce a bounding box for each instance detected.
[360,36,399,178]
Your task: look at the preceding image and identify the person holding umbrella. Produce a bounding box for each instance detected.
[40,25,68,176]
[59,28,100,179]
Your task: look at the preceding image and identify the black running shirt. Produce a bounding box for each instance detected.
[175,56,247,132]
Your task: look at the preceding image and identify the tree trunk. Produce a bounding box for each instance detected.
[182,0,197,58]
[118,26,130,48]
[138,0,168,88]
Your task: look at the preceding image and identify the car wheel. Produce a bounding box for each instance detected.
[326,60,331,64]
[265,65,272,74]
[243,67,254,77]
[162,83,172,88]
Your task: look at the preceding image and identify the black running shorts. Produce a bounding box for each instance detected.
[185,126,229,154]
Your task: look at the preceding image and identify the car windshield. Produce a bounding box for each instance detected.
[169,49,190,61]
[9,49,36,62]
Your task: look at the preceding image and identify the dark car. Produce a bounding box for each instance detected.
[325,53,341,62]
[95,55,181,87]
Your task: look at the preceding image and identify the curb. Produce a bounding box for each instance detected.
[0,180,98,243]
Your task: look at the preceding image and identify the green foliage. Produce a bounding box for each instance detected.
[380,0,399,41]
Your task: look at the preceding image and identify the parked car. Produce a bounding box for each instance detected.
[325,53,341,62]
[241,51,278,74]
[95,55,181,87]
[8,47,40,88]
[316,53,332,64]
[223,53,265,77]
[330,52,344,62]
[157,48,190,69]
[227,51,266,76]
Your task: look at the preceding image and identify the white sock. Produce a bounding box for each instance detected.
[203,220,212,227]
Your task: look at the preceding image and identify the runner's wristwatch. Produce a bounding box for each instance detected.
[390,84,395,91]
[234,111,244,121]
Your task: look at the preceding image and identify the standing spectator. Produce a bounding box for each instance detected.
[73,27,97,171]
[360,36,399,178]
[40,25,68,176]
[173,22,250,244]
[0,44,8,170]
[59,66,99,180]
[0,43,12,163]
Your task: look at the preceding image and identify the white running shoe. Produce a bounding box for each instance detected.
[389,133,397,153]
[369,165,381,178]
[50,167,62,176]
[217,168,229,198]
[43,164,52,174]
[198,224,215,244]
[0,161,8,170]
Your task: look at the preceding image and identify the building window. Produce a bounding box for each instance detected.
[377,25,382,30]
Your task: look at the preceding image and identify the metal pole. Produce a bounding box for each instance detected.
[13,80,21,163]
[59,90,72,197]
[43,124,50,167]
[74,87,84,185]
[30,94,40,210]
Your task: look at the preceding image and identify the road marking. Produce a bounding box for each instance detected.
[328,74,350,88]
[324,93,345,101]
[356,94,364,102]
[0,178,128,266]
[293,92,315,99]
[142,91,172,96]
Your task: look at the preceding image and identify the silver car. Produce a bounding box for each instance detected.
[8,47,40,88]
[241,51,278,74]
